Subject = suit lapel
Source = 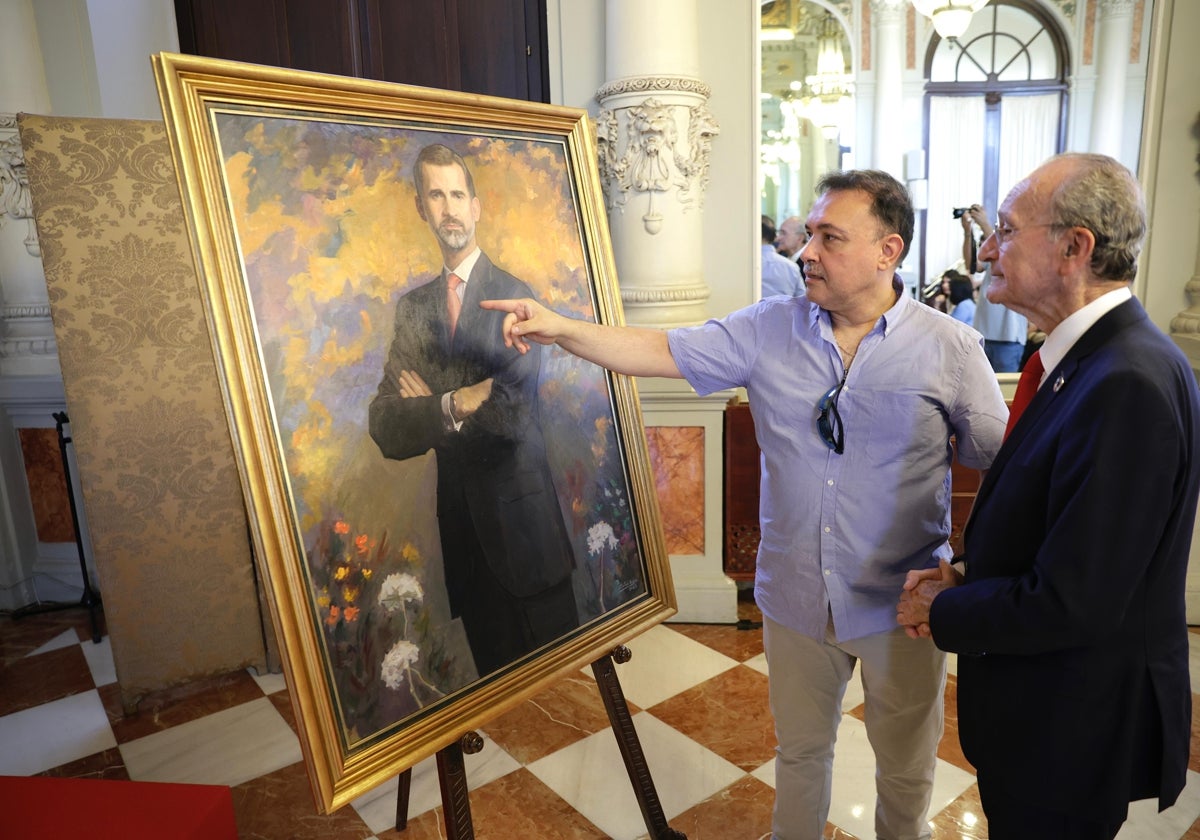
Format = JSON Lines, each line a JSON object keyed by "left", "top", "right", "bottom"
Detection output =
{"left": 966, "top": 298, "right": 1147, "bottom": 534}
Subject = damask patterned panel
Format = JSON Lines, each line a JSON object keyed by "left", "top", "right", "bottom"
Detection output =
{"left": 18, "top": 114, "right": 269, "bottom": 711}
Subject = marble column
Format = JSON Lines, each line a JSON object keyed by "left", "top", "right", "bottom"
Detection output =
{"left": 870, "top": 0, "right": 906, "bottom": 179}
{"left": 1088, "top": 0, "right": 1136, "bottom": 159}
{"left": 596, "top": 0, "right": 718, "bottom": 329}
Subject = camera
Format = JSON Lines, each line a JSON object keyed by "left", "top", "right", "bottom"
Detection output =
{"left": 952, "top": 207, "right": 970, "bottom": 219}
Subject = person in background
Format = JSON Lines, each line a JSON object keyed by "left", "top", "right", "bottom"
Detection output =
{"left": 947, "top": 272, "right": 976, "bottom": 327}
{"left": 898, "top": 153, "right": 1200, "bottom": 840}
{"left": 761, "top": 214, "right": 804, "bottom": 298}
{"left": 776, "top": 214, "right": 808, "bottom": 265}
{"left": 484, "top": 169, "right": 1007, "bottom": 840}
{"left": 962, "top": 204, "right": 1027, "bottom": 371}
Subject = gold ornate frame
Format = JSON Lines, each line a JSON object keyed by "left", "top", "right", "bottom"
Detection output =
{"left": 152, "top": 52, "right": 674, "bottom": 814}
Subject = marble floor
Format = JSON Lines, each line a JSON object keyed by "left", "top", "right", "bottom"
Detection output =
{"left": 2, "top": 596, "right": 1199, "bottom": 839}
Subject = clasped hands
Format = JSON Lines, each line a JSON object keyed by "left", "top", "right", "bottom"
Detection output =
{"left": 396, "top": 369, "right": 493, "bottom": 420}
{"left": 896, "top": 559, "right": 963, "bottom": 639}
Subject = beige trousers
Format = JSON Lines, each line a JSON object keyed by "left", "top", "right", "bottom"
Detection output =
{"left": 763, "top": 613, "right": 946, "bottom": 840}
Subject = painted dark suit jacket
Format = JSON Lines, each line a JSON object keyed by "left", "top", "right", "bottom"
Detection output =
{"left": 930, "top": 297, "right": 1199, "bottom": 823}
{"left": 368, "top": 252, "right": 574, "bottom": 613}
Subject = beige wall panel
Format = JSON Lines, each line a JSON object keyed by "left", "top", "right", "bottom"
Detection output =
{"left": 18, "top": 114, "right": 270, "bottom": 710}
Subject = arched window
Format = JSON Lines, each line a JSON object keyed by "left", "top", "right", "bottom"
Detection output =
{"left": 921, "top": 0, "right": 1069, "bottom": 280}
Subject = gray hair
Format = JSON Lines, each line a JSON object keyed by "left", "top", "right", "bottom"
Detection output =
{"left": 1044, "top": 153, "right": 1145, "bottom": 283}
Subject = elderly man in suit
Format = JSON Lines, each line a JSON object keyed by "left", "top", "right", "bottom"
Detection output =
{"left": 897, "top": 153, "right": 1200, "bottom": 840}
{"left": 369, "top": 143, "right": 578, "bottom": 678}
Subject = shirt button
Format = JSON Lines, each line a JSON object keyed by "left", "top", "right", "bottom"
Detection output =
{"left": 827, "top": 480, "right": 834, "bottom": 486}
{"left": 823, "top": 526, "right": 831, "bottom": 533}
{"left": 823, "top": 569, "right": 831, "bottom": 576}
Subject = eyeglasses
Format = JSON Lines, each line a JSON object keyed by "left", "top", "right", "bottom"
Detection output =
{"left": 991, "top": 220, "right": 1058, "bottom": 245}
{"left": 816, "top": 373, "right": 847, "bottom": 454}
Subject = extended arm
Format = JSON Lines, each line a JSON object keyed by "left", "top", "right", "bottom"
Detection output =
{"left": 479, "top": 297, "right": 683, "bottom": 379}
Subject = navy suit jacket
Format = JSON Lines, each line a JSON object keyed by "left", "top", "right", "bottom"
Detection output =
{"left": 930, "top": 297, "right": 1199, "bottom": 822}
{"left": 368, "top": 253, "right": 574, "bottom": 608}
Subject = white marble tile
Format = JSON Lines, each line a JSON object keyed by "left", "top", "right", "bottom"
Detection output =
{"left": 0, "top": 690, "right": 116, "bottom": 775}
{"left": 119, "top": 697, "right": 301, "bottom": 788}
{"left": 350, "top": 734, "right": 520, "bottom": 834}
{"left": 528, "top": 711, "right": 743, "bottom": 840}
{"left": 747, "top": 714, "right": 975, "bottom": 835}
{"left": 744, "top": 651, "right": 768, "bottom": 676}
{"left": 1118, "top": 770, "right": 1200, "bottom": 840}
{"left": 587, "top": 624, "right": 738, "bottom": 709}
{"left": 945, "top": 651, "right": 958, "bottom": 677}
{"left": 80, "top": 636, "right": 116, "bottom": 686}
{"left": 247, "top": 668, "right": 288, "bottom": 695}
{"left": 28, "top": 629, "right": 79, "bottom": 656}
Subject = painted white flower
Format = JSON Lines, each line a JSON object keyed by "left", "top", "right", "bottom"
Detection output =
{"left": 379, "top": 572, "right": 423, "bottom": 612}
{"left": 587, "top": 521, "right": 618, "bottom": 555}
{"left": 381, "top": 640, "right": 420, "bottom": 690}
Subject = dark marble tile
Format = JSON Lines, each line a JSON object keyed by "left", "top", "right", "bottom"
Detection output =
{"left": 231, "top": 761, "right": 374, "bottom": 840}
{"left": 0, "top": 643, "right": 94, "bottom": 716}
{"left": 106, "top": 669, "right": 267, "bottom": 743}
{"left": 670, "top": 619, "right": 764, "bottom": 663}
{"left": 666, "top": 774, "right": 774, "bottom": 840}
{"left": 0, "top": 610, "right": 100, "bottom": 667}
{"left": 480, "top": 673, "right": 614, "bottom": 765}
{"left": 648, "top": 665, "right": 775, "bottom": 771}
{"left": 38, "top": 747, "right": 130, "bottom": 781}
{"left": 379, "top": 767, "right": 607, "bottom": 839}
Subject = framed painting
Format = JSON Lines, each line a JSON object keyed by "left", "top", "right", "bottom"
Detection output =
{"left": 151, "top": 52, "right": 675, "bottom": 813}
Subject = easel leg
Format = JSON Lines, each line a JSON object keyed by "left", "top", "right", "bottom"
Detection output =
{"left": 394, "top": 767, "right": 411, "bottom": 831}
{"left": 592, "top": 646, "right": 687, "bottom": 840}
{"left": 394, "top": 731, "right": 483, "bottom": 837}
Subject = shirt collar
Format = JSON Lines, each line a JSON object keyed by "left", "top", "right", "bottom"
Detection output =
{"left": 1038, "top": 286, "right": 1131, "bottom": 384}
{"left": 445, "top": 247, "right": 482, "bottom": 283}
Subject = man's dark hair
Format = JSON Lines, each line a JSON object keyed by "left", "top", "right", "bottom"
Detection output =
{"left": 413, "top": 143, "right": 476, "bottom": 199}
{"left": 815, "top": 169, "right": 915, "bottom": 261}
{"left": 761, "top": 214, "right": 777, "bottom": 244}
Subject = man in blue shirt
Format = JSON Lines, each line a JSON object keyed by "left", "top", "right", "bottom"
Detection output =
{"left": 762, "top": 214, "right": 804, "bottom": 298}
{"left": 483, "top": 170, "right": 1007, "bottom": 840}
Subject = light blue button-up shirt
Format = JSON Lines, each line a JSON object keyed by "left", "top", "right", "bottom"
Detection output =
{"left": 668, "top": 287, "right": 1007, "bottom": 642}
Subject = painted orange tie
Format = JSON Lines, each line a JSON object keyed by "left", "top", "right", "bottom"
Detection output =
{"left": 447, "top": 272, "right": 463, "bottom": 339}
{"left": 1003, "top": 349, "right": 1044, "bottom": 441}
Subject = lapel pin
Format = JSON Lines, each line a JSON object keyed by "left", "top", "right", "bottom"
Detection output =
{"left": 1053, "top": 374, "right": 1065, "bottom": 393}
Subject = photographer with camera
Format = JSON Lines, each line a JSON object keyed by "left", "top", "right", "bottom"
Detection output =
{"left": 960, "top": 203, "right": 1027, "bottom": 372}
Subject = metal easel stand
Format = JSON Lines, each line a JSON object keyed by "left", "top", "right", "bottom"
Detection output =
{"left": 394, "top": 645, "right": 686, "bottom": 839}
{"left": 11, "top": 412, "right": 103, "bottom": 643}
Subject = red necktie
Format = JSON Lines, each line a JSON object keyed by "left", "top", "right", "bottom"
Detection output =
{"left": 1004, "top": 349, "right": 1044, "bottom": 440}
{"left": 447, "top": 272, "right": 463, "bottom": 339}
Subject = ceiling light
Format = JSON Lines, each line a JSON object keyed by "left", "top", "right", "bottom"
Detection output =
{"left": 911, "top": 0, "right": 990, "bottom": 41}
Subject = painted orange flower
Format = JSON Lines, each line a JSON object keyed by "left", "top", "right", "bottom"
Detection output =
{"left": 326, "top": 605, "right": 340, "bottom": 626}
{"left": 343, "top": 606, "right": 360, "bottom": 622}
{"left": 334, "top": 520, "right": 350, "bottom": 535}
{"left": 355, "top": 534, "right": 370, "bottom": 554}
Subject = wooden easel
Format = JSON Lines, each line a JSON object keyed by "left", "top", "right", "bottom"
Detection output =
{"left": 394, "top": 644, "right": 686, "bottom": 839}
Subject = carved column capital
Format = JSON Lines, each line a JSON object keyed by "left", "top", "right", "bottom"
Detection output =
{"left": 1095, "top": 0, "right": 1137, "bottom": 18}
{"left": 0, "top": 114, "right": 40, "bottom": 258}
{"left": 595, "top": 81, "right": 720, "bottom": 235}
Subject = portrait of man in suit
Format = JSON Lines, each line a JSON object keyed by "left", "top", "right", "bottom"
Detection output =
{"left": 368, "top": 142, "right": 580, "bottom": 678}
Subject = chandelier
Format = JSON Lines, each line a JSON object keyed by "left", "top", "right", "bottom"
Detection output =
{"left": 911, "top": 0, "right": 991, "bottom": 41}
{"left": 799, "top": 13, "right": 854, "bottom": 138}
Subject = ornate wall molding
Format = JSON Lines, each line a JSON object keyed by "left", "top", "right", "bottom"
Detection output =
{"left": 0, "top": 113, "right": 40, "bottom": 258}
{"left": 595, "top": 82, "right": 720, "bottom": 235}
{"left": 596, "top": 75, "right": 712, "bottom": 100}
